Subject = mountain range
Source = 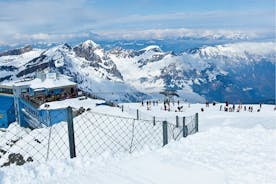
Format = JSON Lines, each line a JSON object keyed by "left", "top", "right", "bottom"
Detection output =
{"left": 0, "top": 40, "right": 275, "bottom": 103}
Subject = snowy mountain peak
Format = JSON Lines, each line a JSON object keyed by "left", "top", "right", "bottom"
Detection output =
{"left": 0, "top": 40, "right": 275, "bottom": 103}
{"left": 81, "top": 40, "right": 100, "bottom": 49}
{"left": 140, "top": 45, "right": 162, "bottom": 53}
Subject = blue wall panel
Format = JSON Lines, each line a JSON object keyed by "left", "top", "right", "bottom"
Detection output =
{"left": 19, "top": 98, "right": 68, "bottom": 128}
{"left": 0, "top": 110, "right": 8, "bottom": 128}
{"left": 0, "top": 95, "right": 15, "bottom": 128}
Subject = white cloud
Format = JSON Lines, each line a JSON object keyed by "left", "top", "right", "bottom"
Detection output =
{"left": 0, "top": 0, "right": 274, "bottom": 45}
{"left": 13, "top": 33, "right": 50, "bottom": 40}
{"left": 0, "top": 40, "right": 6, "bottom": 45}
{"left": 97, "top": 28, "right": 261, "bottom": 40}
{"left": 0, "top": 0, "right": 103, "bottom": 44}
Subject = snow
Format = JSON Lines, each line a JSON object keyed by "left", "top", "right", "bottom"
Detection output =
{"left": 0, "top": 102, "right": 275, "bottom": 184}
{"left": 81, "top": 40, "right": 100, "bottom": 49}
{"left": 41, "top": 43, "right": 146, "bottom": 102}
{"left": 1, "top": 40, "right": 275, "bottom": 103}
{"left": 0, "top": 147, "right": 225, "bottom": 184}
{"left": 108, "top": 44, "right": 209, "bottom": 99}
{"left": 29, "top": 77, "right": 76, "bottom": 89}
{"left": 1, "top": 78, "right": 33, "bottom": 87}
{"left": 39, "top": 97, "right": 103, "bottom": 110}
{"left": 243, "top": 87, "right": 253, "bottom": 91}
{"left": 139, "top": 45, "right": 161, "bottom": 52}
{"left": 0, "top": 74, "right": 76, "bottom": 89}
{"left": 0, "top": 49, "right": 43, "bottom": 82}
{"left": 39, "top": 97, "right": 131, "bottom": 117}
{"left": 0, "top": 49, "right": 43, "bottom": 68}
{"left": 196, "top": 42, "right": 276, "bottom": 61}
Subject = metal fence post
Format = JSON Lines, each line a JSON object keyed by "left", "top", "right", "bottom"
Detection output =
{"left": 176, "top": 116, "right": 179, "bottom": 128}
{"left": 67, "top": 107, "right": 76, "bottom": 158}
{"left": 153, "top": 116, "right": 156, "bottom": 126}
{"left": 182, "top": 117, "right": 187, "bottom": 137}
{"left": 162, "top": 121, "right": 168, "bottom": 146}
{"left": 195, "top": 113, "right": 199, "bottom": 132}
{"left": 46, "top": 126, "right": 52, "bottom": 161}
{"left": 136, "top": 109, "right": 139, "bottom": 120}
{"left": 46, "top": 110, "right": 51, "bottom": 126}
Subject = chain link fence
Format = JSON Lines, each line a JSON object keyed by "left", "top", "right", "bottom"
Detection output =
{"left": 0, "top": 107, "right": 198, "bottom": 167}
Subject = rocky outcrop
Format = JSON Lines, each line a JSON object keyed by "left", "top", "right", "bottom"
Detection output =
{"left": 0, "top": 45, "right": 32, "bottom": 57}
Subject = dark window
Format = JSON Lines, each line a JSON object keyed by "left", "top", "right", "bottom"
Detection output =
{"left": 0, "top": 88, "right": 13, "bottom": 94}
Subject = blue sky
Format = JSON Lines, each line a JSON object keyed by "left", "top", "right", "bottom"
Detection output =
{"left": 0, "top": 0, "right": 275, "bottom": 44}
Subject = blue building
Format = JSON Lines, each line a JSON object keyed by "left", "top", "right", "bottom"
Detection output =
{"left": 0, "top": 72, "right": 77, "bottom": 128}
{"left": 0, "top": 94, "right": 15, "bottom": 128}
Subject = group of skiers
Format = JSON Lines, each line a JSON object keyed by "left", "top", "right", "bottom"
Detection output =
{"left": 141, "top": 99, "right": 270, "bottom": 113}
{"left": 141, "top": 100, "right": 159, "bottom": 110}
{"left": 200, "top": 101, "right": 263, "bottom": 113}
{"left": 141, "top": 99, "right": 187, "bottom": 112}
{"left": 218, "top": 102, "right": 262, "bottom": 112}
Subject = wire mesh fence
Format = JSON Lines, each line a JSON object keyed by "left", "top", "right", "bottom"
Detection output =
{"left": 0, "top": 107, "right": 199, "bottom": 167}
{"left": 74, "top": 111, "right": 165, "bottom": 157}
{"left": 0, "top": 124, "right": 48, "bottom": 167}
{"left": 0, "top": 123, "right": 70, "bottom": 167}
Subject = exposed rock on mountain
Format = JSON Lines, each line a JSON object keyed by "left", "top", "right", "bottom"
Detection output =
{"left": 0, "top": 40, "right": 275, "bottom": 103}
{"left": 0, "top": 45, "right": 33, "bottom": 57}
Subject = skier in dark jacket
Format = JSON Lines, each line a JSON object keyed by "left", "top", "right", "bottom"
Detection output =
{"left": 225, "top": 101, "right": 229, "bottom": 107}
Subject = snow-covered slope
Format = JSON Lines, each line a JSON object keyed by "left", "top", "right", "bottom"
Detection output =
{"left": 0, "top": 42, "right": 148, "bottom": 101}
{"left": 0, "top": 103, "right": 275, "bottom": 184}
{"left": 0, "top": 48, "right": 43, "bottom": 80}
{"left": 108, "top": 41, "right": 275, "bottom": 103}
{"left": 191, "top": 42, "right": 276, "bottom": 60}
{"left": 0, "top": 41, "right": 275, "bottom": 103}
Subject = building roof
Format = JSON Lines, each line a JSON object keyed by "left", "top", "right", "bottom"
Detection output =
{"left": 0, "top": 74, "right": 76, "bottom": 90}
{"left": 29, "top": 77, "right": 76, "bottom": 89}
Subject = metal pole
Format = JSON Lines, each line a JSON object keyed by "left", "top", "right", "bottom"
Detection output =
{"left": 121, "top": 105, "right": 124, "bottom": 112}
{"left": 176, "top": 116, "right": 179, "bottom": 128}
{"left": 162, "top": 121, "right": 168, "bottom": 146}
{"left": 46, "top": 110, "right": 51, "bottom": 126}
{"left": 153, "top": 116, "right": 156, "bottom": 126}
{"left": 136, "top": 109, "right": 139, "bottom": 120}
{"left": 195, "top": 113, "right": 199, "bottom": 132}
{"left": 46, "top": 126, "right": 52, "bottom": 161}
{"left": 67, "top": 107, "right": 76, "bottom": 158}
{"left": 182, "top": 117, "right": 187, "bottom": 137}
